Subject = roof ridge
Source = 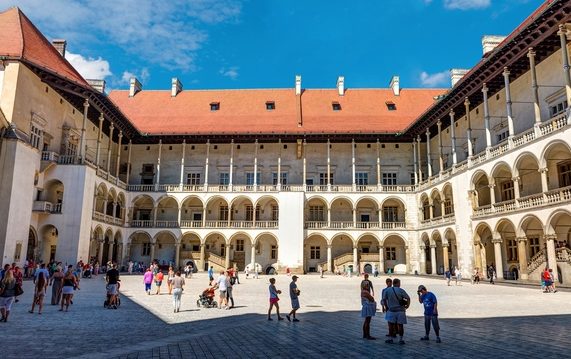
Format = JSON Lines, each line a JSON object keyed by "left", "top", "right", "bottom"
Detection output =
{"left": 14, "top": 7, "right": 24, "bottom": 57}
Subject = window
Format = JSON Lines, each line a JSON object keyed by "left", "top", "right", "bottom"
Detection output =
{"left": 558, "top": 161, "right": 571, "bottom": 187}
{"left": 142, "top": 164, "right": 154, "bottom": 174}
{"left": 410, "top": 173, "right": 416, "bottom": 185}
{"left": 272, "top": 172, "right": 288, "bottom": 185}
{"left": 186, "top": 173, "right": 201, "bottom": 185}
{"left": 30, "top": 124, "right": 43, "bottom": 149}
{"left": 271, "top": 245, "right": 277, "bottom": 259}
{"left": 142, "top": 243, "right": 151, "bottom": 256}
{"left": 266, "top": 101, "right": 275, "bottom": 110}
{"left": 221, "top": 243, "right": 226, "bottom": 257}
{"left": 444, "top": 200, "right": 453, "bottom": 215}
{"left": 496, "top": 130, "right": 509, "bottom": 143}
{"left": 383, "top": 207, "right": 398, "bottom": 222}
{"left": 219, "top": 206, "right": 229, "bottom": 221}
{"left": 235, "top": 239, "right": 244, "bottom": 252}
{"left": 219, "top": 173, "right": 229, "bottom": 185}
{"left": 246, "top": 172, "right": 261, "bottom": 185}
{"left": 529, "top": 236, "right": 540, "bottom": 257}
{"left": 385, "top": 247, "right": 396, "bottom": 261}
{"left": 382, "top": 172, "right": 397, "bottom": 186}
{"left": 507, "top": 239, "right": 518, "bottom": 262}
{"left": 245, "top": 205, "right": 260, "bottom": 221}
{"left": 550, "top": 100, "right": 568, "bottom": 117}
{"left": 356, "top": 172, "right": 368, "bottom": 186}
{"left": 310, "top": 246, "right": 321, "bottom": 259}
{"left": 386, "top": 101, "right": 396, "bottom": 111}
{"left": 332, "top": 102, "right": 341, "bottom": 111}
{"left": 210, "top": 102, "right": 220, "bottom": 111}
{"left": 501, "top": 181, "right": 514, "bottom": 201}
{"left": 271, "top": 205, "right": 279, "bottom": 221}
{"left": 141, "top": 164, "right": 155, "bottom": 184}
{"left": 309, "top": 206, "right": 325, "bottom": 221}
{"left": 319, "top": 172, "right": 334, "bottom": 185}
{"left": 14, "top": 243, "right": 22, "bottom": 261}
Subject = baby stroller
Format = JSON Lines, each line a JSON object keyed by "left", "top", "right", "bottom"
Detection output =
{"left": 196, "top": 287, "right": 217, "bottom": 308}
{"left": 104, "top": 283, "right": 121, "bottom": 309}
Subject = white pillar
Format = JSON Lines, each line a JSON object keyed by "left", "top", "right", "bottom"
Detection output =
{"left": 558, "top": 25, "right": 571, "bottom": 105}
{"left": 503, "top": 67, "right": 515, "bottom": 139}
{"left": 95, "top": 114, "right": 103, "bottom": 168}
{"left": 351, "top": 139, "right": 356, "bottom": 191}
{"left": 106, "top": 123, "right": 114, "bottom": 173}
{"left": 327, "top": 139, "right": 331, "bottom": 191}
{"left": 539, "top": 167, "right": 549, "bottom": 192}
{"left": 353, "top": 246, "right": 358, "bottom": 274}
{"left": 126, "top": 140, "right": 132, "bottom": 184}
{"left": 155, "top": 140, "right": 162, "bottom": 189}
{"left": 376, "top": 139, "right": 381, "bottom": 189}
{"left": 115, "top": 131, "right": 122, "bottom": 179}
{"left": 277, "top": 138, "right": 282, "bottom": 191}
{"left": 413, "top": 141, "right": 418, "bottom": 185}
{"left": 465, "top": 98, "right": 473, "bottom": 158}
{"left": 204, "top": 140, "right": 210, "bottom": 188}
{"left": 302, "top": 139, "right": 307, "bottom": 191}
{"left": 327, "top": 245, "right": 332, "bottom": 272}
{"left": 493, "top": 238, "right": 504, "bottom": 279}
{"left": 449, "top": 111, "right": 457, "bottom": 165}
{"left": 426, "top": 129, "right": 432, "bottom": 177}
{"left": 437, "top": 120, "right": 443, "bottom": 173}
{"left": 175, "top": 243, "right": 181, "bottom": 268}
{"left": 79, "top": 99, "right": 89, "bottom": 163}
{"left": 527, "top": 48, "right": 542, "bottom": 130}
{"left": 512, "top": 176, "right": 520, "bottom": 199}
{"left": 545, "top": 234, "right": 559, "bottom": 282}
{"left": 254, "top": 139, "right": 258, "bottom": 190}
{"left": 482, "top": 84, "right": 492, "bottom": 150}
{"left": 417, "top": 135, "right": 422, "bottom": 181}
{"left": 229, "top": 140, "right": 234, "bottom": 191}
{"left": 250, "top": 245, "right": 256, "bottom": 268}
{"left": 430, "top": 245, "right": 437, "bottom": 275}
{"left": 489, "top": 183, "right": 496, "bottom": 204}
{"left": 516, "top": 237, "right": 528, "bottom": 280}
{"left": 179, "top": 140, "right": 186, "bottom": 188}
{"left": 420, "top": 245, "right": 427, "bottom": 275}
{"left": 378, "top": 246, "right": 384, "bottom": 274}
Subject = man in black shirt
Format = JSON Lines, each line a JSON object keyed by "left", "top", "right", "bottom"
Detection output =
{"left": 106, "top": 264, "right": 120, "bottom": 309}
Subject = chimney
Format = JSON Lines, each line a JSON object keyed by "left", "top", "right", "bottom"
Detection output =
{"left": 87, "top": 79, "right": 106, "bottom": 93}
{"left": 171, "top": 78, "right": 183, "bottom": 97}
{"left": 336, "top": 76, "right": 345, "bottom": 96}
{"left": 129, "top": 77, "right": 142, "bottom": 97}
{"left": 295, "top": 75, "right": 302, "bottom": 95}
{"left": 52, "top": 39, "right": 67, "bottom": 57}
{"left": 482, "top": 35, "right": 506, "bottom": 55}
{"left": 450, "top": 69, "right": 469, "bottom": 87}
{"left": 389, "top": 75, "right": 400, "bottom": 96}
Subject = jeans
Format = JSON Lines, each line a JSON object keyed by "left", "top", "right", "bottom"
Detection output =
{"left": 424, "top": 315, "right": 440, "bottom": 336}
{"left": 173, "top": 288, "right": 182, "bottom": 311}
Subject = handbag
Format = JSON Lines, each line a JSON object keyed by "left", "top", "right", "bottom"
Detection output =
{"left": 14, "top": 283, "right": 24, "bottom": 296}
{"left": 392, "top": 287, "right": 409, "bottom": 309}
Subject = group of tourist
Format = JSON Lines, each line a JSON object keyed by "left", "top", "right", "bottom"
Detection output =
{"left": 266, "top": 275, "right": 300, "bottom": 322}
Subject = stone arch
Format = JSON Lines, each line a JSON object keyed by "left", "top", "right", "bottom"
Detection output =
{"left": 39, "top": 224, "right": 59, "bottom": 262}
{"left": 514, "top": 152, "right": 542, "bottom": 197}
{"left": 496, "top": 218, "right": 518, "bottom": 279}
{"left": 179, "top": 231, "right": 202, "bottom": 270}
{"left": 305, "top": 196, "right": 328, "bottom": 224}
{"left": 116, "top": 192, "right": 126, "bottom": 220}
{"left": 540, "top": 140, "right": 571, "bottom": 190}
{"left": 539, "top": 139, "right": 571, "bottom": 168}
{"left": 304, "top": 234, "right": 329, "bottom": 272}
{"left": 230, "top": 196, "right": 255, "bottom": 223}
{"left": 41, "top": 179, "right": 64, "bottom": 212}
{"left": 94, "top": 183, "right": 108, "bottom": 213}
{"left": 382, "top": 233, "right": 407, "bottom": 274}
{"left": 491, "top": 162, "right": 515, "bottom": 203}
{"left": 380, "top": 197, "right": 406, "bottom": 224}
{"left": 330, "top": 233, "right": 355, "bottom": 273}
{"left": 442, "top": 182, "right": 454, "bottom": 215}
{"left": 430, "top": 188, "right": 443, "bottom": 218}
{"left": 154, "top": 231, "right": 177, "bottom": 266}
{"left": 253, "top": 232, "right": 279, "bottom": 274}
{"left": 156, "top": 196, "right": 179, "bottom": 224}
{"left": 26, "top": 226, "right": 39, "bottom": 262}
{"left": 330, "top": 196, "right": 355, "bottom": 225}
{"left": 205, "top": 196, "right": 230, "bottom": 222}
{"left": 180, "top": 195, "right": 204, "bottom": 225}
{"left": 444, "top": 228, "right": 458, "bottom": 270}
{"left": 355, "top": 197, "right": 380, "bottom": 228}
{"left": 128, "top": 231, "right": 152, "bottom": 265}
{"left": 131, "top": 195, "right": 155, "bottom": 223}
{"left": 471, "top": 170, "right": 491, "bottom": 207}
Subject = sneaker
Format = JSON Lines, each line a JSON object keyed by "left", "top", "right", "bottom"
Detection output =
{"left": 267, "top": 317, "right": 273, "bottom": 321}
{"left": 436, "top": 337, "right": 442, "bottom": 343}
{"left": 385, "top": 339, "right": 394, "bottom": 344}
{"left": 399, "top": 340, "right": 406, "bottom": 345}
{"left": 278, "top": 317, "right": 284, "bottom": 321}
{"left": 293, "top": 318, "right": 300, "bottom": 322}
{"left": 420, "top": 336, "right": 429, "bottom": 341}
{"left": 286, "top": 315, "right": 291, "bottom": 322}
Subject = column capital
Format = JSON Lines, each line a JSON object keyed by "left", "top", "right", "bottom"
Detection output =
{"left": 449, "top": 110, "right": 455, "bottom": 118}
{"left": 425, "top": 128, "right": 430, "bottom": 136}
{"left": 118, "top": 131, "right": 123, "bottom": 138}
{"left": 503, "top": 67, "right": 510, "bottom": 76}
{"left": 516, "top": 236, "right": 527, "bottom": 243}
{"left": 558, "top": 24, "right": 568, "bottom": 36}
{"left": 482, "top": 83, "right": 488, "bottom": 93}
{"left": 420, "top": 245, "right": 426, "bottom": 250}
{"left": 543, "top": 234, "right": 557, "bottom": 242}
{"left": 539, "top": 167, "right": 548, "bottom": 174}
{"left": 464, "top": 97, "right": 470, "bottom": 106}
{"left": 491, "top": 237, "right": 502, "bottom": 244}
{"left": 511, "top": 176, "right": 520, "bottom": 183}
{"left": 527, "top": 47, "right": 536, "bottom": 58}
{"left": 98, "top": 113, "right": 104, "bottom": 122}
{"left": 488, "top": 183, "right": 496, "bottom": 189}
{"left": 83, "top": 98, "right": 90, "bottom": 108}
{"left": 437, "top": 120, "right": 442, "bottom": 128}
{"left": 109, "top": 123, "right": 115, "bottom": 131}
{"left": 430, "top": 244, "right": 436, "bottom": 249}
{"left": 442, "top": 243, "right": 449, "bottom": 248}
{"left": 416, "top": 135, "right": 421, "bottom": 142}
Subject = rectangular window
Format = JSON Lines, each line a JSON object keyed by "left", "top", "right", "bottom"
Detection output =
{"left": 210, "top": 102, "right": 220, "bottom": 111}
{"left": 219, "top": 173, "right": 229, "bottom": 185}
{"left": 550, "top": 100, "right": 568, "bottom": 117}
{"left": 236, "top": 239, "right": 244, "bottom": 252}
{"left": 558, "top": 161, "right": 571, "bottom": 188}
{"left": 507, "top": 239, "right": 518, "bottom": 261}
{"left": 496, "top": 130, "right": 509, "bottom": 143}
{"left": 219, "top": 206, "right": 229, "bottom": 221}
{"left": 529, "top": 237, "right": 540, "bottom": 257}
{"left": 356, "top": 172, "right": 368, "bottom": 186}
{"left": 319, "top": 172, "right": 334, "bottom": 185}
{"left": 186, "top": 173, "right": 201, "bottom": 185}
{"left": 266, "top": 101, "right": 275, "bottom": 110}
{"left": 142, "top": 243, "right": 151, "bottom": 256}
{"left": 271, "top": 205, "right": 279, "bottom": 221}
{"left": 309, "top": 206, "right": 325, "bottom": 221}
{"left": 14, "top": 243, "right": 22, "bottom": 261}
{"left": 30, "top": 124, "right": 42, "bottom": 149}
{"left": 221, "top": 243, "right": 226, "bottom": 257}
{"left": 501, "top": 181, "right": 515, "bottom": 201}
{"left": 332, "top": 102, "right": 341, "bottom": 111}
{"left": 382, "top": 172, "right": 397, "bottom": 186}
{"left": 383, "top": 207, "right": 398, "bottom": 222}
{"left": 444, "top": 200, "right": 453, "bottom": 215}
{"left": 271, "top": 245, "right": 277, "bottom": 259}
{"left": 385, "top": 247, "right": 396, "bottom": 261}
{"left": 410, "top": 173, "right": 416, "bottom": 185}
{"left": 272, "top": 172, "right": 288, "bottom": 185}
{"left": 246, "top": 172, "right": 261, "bottom": 185}
{"left": 310, "top": 246, "right": 321, "bottom": 260}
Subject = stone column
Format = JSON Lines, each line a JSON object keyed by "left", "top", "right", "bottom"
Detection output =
{"left": 527, "top": 48, "right": 542, "bottom": 134}
{"left": 465, "top": 98, "right": 473, "bottom": 158}
{"left": 353, "top": 246, "right": 358, "bottom": 274}
{"left": 327, "top": 139, "right": 331, "bottom": 191}
{"left": 225, "top": 243, "right": 231, "bottom": 268}
{"left": 79, "top": 99, "right": 89, "bottom": 163}
{"left": 492, "top": 238, "right": 504, "bottom": 279}
{"left": 558, "top": 24, "right": 571, "bottom": 104}
{"left": 442, "top": 244, "right": 449, "bottom": 272}
{"left": 545, "top": 234, "right": 559, "bottom": 282}
{"left": 405, "top": 246, "right": 411, "bottom": 274}
{"left": 302, "top": 139, "right": 307, "bottom": 191}
{"left": 419, "top": 245, "right": 427, "bottom": 275}
{"left": 95, "top": 114, "right": 104, "bottom": 168}
{"left": 449, "top": 111, "right": 457, "bottom": 165}
{"left": 428, "top": 200, "right": 434, "bottom": 219}
{"left": 512, "top": 177, "right": 520, "bottom": 200}
{"left": 97, "top": 240, "right": 104, "bottom": 265}
{"left": 489, "top": 183, "right": 496, "bottom": 204}
{"left": 413, "top": 140, "right": 418, "bottom": 185}
{"left": 115, "top": 131, "right": 122, "bottom": 179}
{"left": 155, "top": 140, "right": 162, "bottom": 190}
{"left": 503, "top": 67, "right": 515, "bottom": 140}
{"left": 108, "top": 241, "right": 114, "bottom": 262}
{"left": 327, "top": 206, "right": 331, "bottom": 227}
{"left": 106, "top": 123, "right": 114, "bottom": 174}
{"left": 417, "top": 135, "right": 422, "bottom": 181}
{"left": 482, "top": 84, "right": 492, "bottom": 151}
{"left": 251, "top": 244, "right": 256, "bottom": 269}
{"left": 376, "top": 139, "right": 381, "bottom": 189}
{"left": 327, "top": 245, "right": 332, "bottom": 272}
{"left": 202, "top": 208, "right": 207, "bottom": 227}
{"left": 539, "top": 167, "right": 549, "bottom": 193}
{"left": 351, "top": 139, "right": 356, "bottom": 191}
{"left": 430, "top": 245, "right": 437, "bottom": 274}
{"left": 180, "top": 140, "right": 186, "bottom": 188}
{"left": 474, "top": 242, "right": 482, "bottom": 272}
{"left": 277, "top": 138, "right": 282, "bottom": 191}
{"left": 112, "top": 202, "right": 117, "bottom": 218}
{"left": 126, "top": 140, "right": 132, "bottom": 184}
{"left": 516, "top": 237, "right": 528, "bottom": 280}
{"left": 204, "top": 140, "right": 210, "bottom": 188}
{"left": 229, "top": 140, "right": 234, "bottom": 191}
{"left": 150, "top": 243, "right": 156, "bottom": 262}
{"left": 437, "top": 120, "right": 444, "bottom": 173}
{"left": 378, "top": 246, "right": 384, "bottom": 274}
{"left": 426, "top": 129, "right": 432, "bottom": 177}
{"left": 253, "top": 139, "right": 258, "bottom": 190}
{"left": 200, "top": 244, "right": 206, "bottom": 271}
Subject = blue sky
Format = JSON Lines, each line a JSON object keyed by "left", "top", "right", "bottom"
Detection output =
{"left": 3, "top": 0, "right": 542, "bottom": 90}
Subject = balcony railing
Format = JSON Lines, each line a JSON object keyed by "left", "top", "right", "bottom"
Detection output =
{"left": 33, "top": 201, "right": 52, "bottom": 212}
{"left": 180, "top": 220, "right": 203, "bottom": 228}
{"left": 130, "top": 220, "right": 154, "bottom": 228}
{"left": 41, "top": 151, "right": 59, "bottom": 162}
{"left": 419, "top": 213, "right": 455, "bottom": 228}
{"left": 360, "top": 253, "right": 380, "bottom": 262}
{"left": 306, "top": 221, "right": 406, "bottom": 230}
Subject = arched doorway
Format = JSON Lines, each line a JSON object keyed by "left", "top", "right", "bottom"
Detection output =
{"left": 255, "top": 233, "right": 278, "bottom": 274}
{"left": 154, "top": 231, "right": 177, "bottom": 266}
{"left": 229, "top": 233, "right": 253, "bottom": 271}
{"left": 40, "top": 225, "right": 58, "bottom": 262}
{"left": 26, "top": 227, "right": 38, "bottom": 262}
{"left": 330, "top": 234, "right": 354, "bottom": 273}
{"left": 383, "top": 235, "right": 407, "bottom": 274}
{"left": 129, "top": 232, "right": 152, "bottom": 265}
{"left": 304, "top": 235, "right": 328, "bottom": 272}
{"left": 180, "top": 232, "right": 202, "bottom": 270}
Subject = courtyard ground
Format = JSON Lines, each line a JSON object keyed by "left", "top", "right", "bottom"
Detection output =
{"left": 3, "top": 273, "right": 571, "bottom": 358}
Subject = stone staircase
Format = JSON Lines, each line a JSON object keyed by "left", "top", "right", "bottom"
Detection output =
{"left": 207, "top": 252, "right": 226, "bottom": 272}
{"left": 333, "top": 252, "right": 353, "bottom": 267}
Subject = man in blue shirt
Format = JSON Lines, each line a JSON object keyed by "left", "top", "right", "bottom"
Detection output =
{"left": 417, "top": 285, "right": 441, "bottom": 343}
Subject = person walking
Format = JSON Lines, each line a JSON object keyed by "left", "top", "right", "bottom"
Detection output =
{"left": 380, "top": 278, "right": 393, "bottom": 337}
{"left": 143, "top": 268, "right": 153, "bottom": 295}
{"left": 267, "top": 277, "right": 284, "bottom": 321}
{"left": 106, "top": 264, "right": 120, "bottom": 309}
{"left": 29, "top": 272, "right": 48, "bottom": 314}
{"left": 128, "top": 261, "right": 134, "bottom": 275}
{"left": 208, "top": 266, "right": 214, "bottom": 282}
{"left": 454, "top": 267, "right": 462, "bottom": 285}
{"left": 60, "top": 270, "right": 77, "bottom": 312}
{"left": 154, "top": 269, "right": 164, "bottom": 295}
{"left": 226, "top": 270, "right": 235, "bottom": 309}
{"left": 172, "top": 271, "right": 185, "bottom": 313}
{"left": 167, "top": 266, "right": 175, "bottom": 295}
{"left": 382, "top": 278, "right": 410, "bottom": 345}
{"left": 286, "top": 275, "right": 300, "bottom": 322}
{"left": 361, "top": 281, "right": 376, "bottom": 340}
{"left": 13, "top": 266, "right": 23, "bottom": 303}
{"left": 0, "top": 269, "right": 17, "bottom": 322}
{"left": 49, "top": 267, "right": 64, "bottom": 305}
{"left": 215, "top": 270, "right": 228, "bottom": 309}
{"left": 445, "top": 269, "right": 451, "bottom": 286}
{"left": 318, "top": 265, "right": 324, "bottom": 278}
{"left": 488, "top": 265, "right": 496, "bottom": 285}
{"left": 417, "top": 285, "right": 441, "bottom": 343}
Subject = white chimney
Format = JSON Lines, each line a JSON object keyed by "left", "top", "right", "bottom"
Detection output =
{"left": 389, "top": 75, "right": 400, "bottom": 96}
{"left": 129, "top": 77, "right": 142, "bottom": 97}
{"left": 87, "top": 79, "right": 106, "bottom": 93}
{"left": 52, "top": 39, "right": 67, "bottom": 57}
{"left": 336, "top": 76, "right": 345, "bottom": 96}
{"left": 295, "top": 75, "right": 302, "bottom": 95}
{"left": 450, "top": 69, "right": 469, "bottom": 87}
{"left": 171, "top": 78, "right": 182, "bottom": 97}
{"left": 482, "top": 35, "right": 506, "bottom": 55}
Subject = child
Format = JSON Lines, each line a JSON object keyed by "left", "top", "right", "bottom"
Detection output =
{"left": 417, "top": 285, "right": 441, "bottom": 343}
{"left": 267, "top": 278, "right": 284, "bottom": 321}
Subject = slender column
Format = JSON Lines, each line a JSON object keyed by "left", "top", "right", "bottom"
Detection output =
{"left": 229, "top": 140, "right": 234, "bottom": 191}
{"left": 539, "top": 167, "right": 549, "bottom": 192}
{"left": 95, "top": 114, "right": 104, "bottom": 168}
{"left": 352, "top": 207, "right": 357, "bottom": 227}
{"left": 351, "top": 139, "right": 356, "bottom": 191}
{"left": 376, "top": 139, "right": 381, "bottom": 189}
{"left": 180, "top": 140, "right": 186, "bottom": 188}
{"left": 112, "top": 202, "right": 117, "bottom": 218}
{"left": 115, "top": 131, "right": 122, "bottom": 179}
{"left": 405, "top": 246, "right": 411, "bottom": 274}
{"left": 108, "top": 241, "right": 114, "bottom": 262}
{"left": 302, "top": 139, "right": 307, "bottom": 191}
{"left": 449, "top": 111, "right": 457, "bottom": 165}
{"left": 430, "top": 245, "right": 437, "bottom": 275}
{"left": 428, "top": 199, "right": 434, "bottom": 219}
{"left": 558, "top": 25, "right": 571, "bottom": 104}
{"left": 416, "top": 135, "right": 422, "bottom": 181}
{"left": 512, "top": 176, "right": 520, "bottom": 199}
{"left": 79, "top": 99, "right": 89, "bottom": 163}
{"left": 225, "top": 244, "right": 231, "bottom": 268}
{"left": 489, "top": 183, "right": 496, "bottom": 204}
{"left": 156, "top": 140, "right": 162, "bottom": 189}
{"left": 492, "top": 237, "right": 504, "bottom": 279}
{"left": 202, "top": 208, "right": 207, "bottom": 227}
{"left": 503, "top": 67, "right": 515, "bottom": 139}
{"left": 474, "top": 242, "right": 482, "bottom": 272}
{"left": 97, "top": 240, "right": 104, "bottom": 264}
{"left": 442, "top": 244, "right": 450, "bottom": 272}
{"left": 412, "top": 141, "right": 418, "bottom": 185}
{"left": 327, "top": 206, "right": 331, "bottom": 227}
{"left": 250, "top": 244, "right": 256, "bottom": 269}
{"left": 426, "top": 129, "right": 432, "bottom": 177}
{"left": 126, "top": 140, "right": 132, "bottom": 184}
{"left": 149, "top": 243, "right": 156, "bottom": 263}
{"left": 527, "top": 48, "right": 542, "bottom": 131}
{"left": 326, "top": 139, "right": 331, "bottom": 191}
{"left": 200, "top": 244, "right": 206, "bottom": 271}
{"left": 465, "top": 98, "right": 473, "bottom": 158}
{"left": 353, "top": 246, "right": 358, "bottom": 274}
{"left": 277, "top": 138, "right": 282, "bottom": 191}
{"left": 419, "top": 245, "right": 427, "bottom": 275}
{"left": 545, "top": 234, "right": 559, "bottom": 282}
{"left": 378, "top": 246, "right": 384, "bottom": 274}
{"left": 106, "top": 123, "right": 114, "bottom": 174}
{"left": 482, "top": 84, "right": 492, "bottom": 150}
{"left": 204, "top": 140, "right": 210, "bottom": 188}
{"left": 516, "top": 237, "right": 528, "bottom": 280}
{"left": 175, "top": 242, "right": 181, "bottom": 268}
{"left": 437, "top": 120, "right": 443, "bottom": 173}
{"left": 327, "top": 245, "right": 332, "bottom": 272}
{"left": 253, "top": 139, "right": 258, "bottom": 190}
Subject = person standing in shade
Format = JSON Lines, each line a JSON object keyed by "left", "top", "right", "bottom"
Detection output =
{"left": 49, "top": 267, "right": 64, "bottom": 305}
{"left": 487, "top": 265, "right": 496, "bottom": 285}
{"left": 286, "top": 275, "right": 300, "bottom": 322}
{"left": 267, "top": 278, "right": 284, "bottom": 321}
{"left": 417, "top": 285, "right": 441, "bottom": 343}
{"left": 380, "top": 278, "right": 393, "bottom": 338}
{"left": 445, "top": 269, "right": 451, "bottom": 286}
{"left": 382, "top": 278, "right": 410, "bottom": 345}
{"left": 361, "top": 281, "right": 376, "bottom": 340}
{"left": 360, "top": 273, "right": 374, "bottom": 296}
{"left": 0, "top": 269, "right": 16, "bottom": 322}
{"left": 172, "top": 271, "right": 185, "bottom": 313}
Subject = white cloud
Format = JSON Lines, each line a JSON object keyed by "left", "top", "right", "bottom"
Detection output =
{"left": 2, "top": 0, "right": 243, "bottom": 72}
{"left": 65, "top": 52, "right": 112, "bottom": 80}
{"left": 443, "top": 0, "right": 491, "bottom": 10}
{"left": 420, "top": 70, "right": 450, "bottom": 87}
{"left": 120, "top": 68, "right": 150, "bottom": 85}
{"left": 219, "top": 67, "right": 239, "bottom": 80}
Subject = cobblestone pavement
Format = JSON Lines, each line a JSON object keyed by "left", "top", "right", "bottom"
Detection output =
{"left": 4, "top": 273, "right": 571, "bottom": 358}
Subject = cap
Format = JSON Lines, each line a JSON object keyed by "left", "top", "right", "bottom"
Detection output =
{"left": 418, "top": 285, "right": 427, "bottom": 291}
{"left": 292, "top": 275, "right": 299, "bottom": 279}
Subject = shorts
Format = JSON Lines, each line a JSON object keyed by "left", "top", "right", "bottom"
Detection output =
{"left": 291, "top": 298, "right": 300, "bottom": 309}
{"left": 107, "top": 284, "right": 118, "bottom": 295}
{"left": 386, "top": 311, "right": 407, "bottom": 325}
{"left": 544, "top": 280, "right": 553, "bottom": 286}
{"left": 145, "top": 283, "right": 152, "bottom": 291}
{"left": 270, "top": 297, "right": 279, "bottom": 305}
{"left": 0, "top": 296, "right": 15, "bottom": 311}
{"left": 62, "top": 286, "right": 75, "bottom": 295}
{"left": 155, "top": 281, "right": 162, "bottom": 286}
{"left": 219, "top": 290, "right": 227, "bottom": 296}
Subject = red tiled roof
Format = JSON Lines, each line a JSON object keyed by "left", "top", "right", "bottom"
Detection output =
{"left": 108, "top": 88, "right": 444, "bottom": 136}
{"left": 0, "top": 7, "right": 89, "bottom": 87}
